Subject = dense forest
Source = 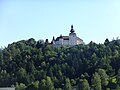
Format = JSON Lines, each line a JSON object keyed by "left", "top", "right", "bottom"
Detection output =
{"left": 0, "top": 38, "right": 120, "bottom": 90}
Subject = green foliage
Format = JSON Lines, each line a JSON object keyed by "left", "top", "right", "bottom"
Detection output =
{"left": 16, "top": 83, "right": 26, "bottom": 90}
{"left": 77, "top": 79, "right": 90, "bottom": 90}
{"left": 25, "top": 81, "right": 39, "bottom": 90}
{"left": 46, "top": 76, "right": 54, "bottom": 90}
{"left": 98, "top": 69, "right": 108, "bottom": 88}
{"left": 39, "top": 76, "right": 54, "bottom": 90}
{"left": 39, "top": 79, "right": 47, "bottom": 90}
{"left": 116, "top": 85, "right": 120, "bottom": 90}
{"left": 64, "top": 78, "right": 72, "bottom": 90}
{"left": 117, "top": 69, "right": 120, "bottom": 85}
{"left": 91, "top": 72, "right": 102, "bottom": 90}
{"left": 0, "top": 38, "right": 120, "bottom": 89}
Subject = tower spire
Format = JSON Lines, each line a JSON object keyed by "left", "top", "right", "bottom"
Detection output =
{"left": 70, "top": 25, "right": 75, "bottom": 33}
{"left": 71, "top": 25, "right": 73, "bottom": 29}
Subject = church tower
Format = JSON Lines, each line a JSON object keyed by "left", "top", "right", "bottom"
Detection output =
{"left": 69, "top": 25, "right": 77, "bottom": 46}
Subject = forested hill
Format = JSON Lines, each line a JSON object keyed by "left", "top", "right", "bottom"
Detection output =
{"left": 0, "top": 38, "right": 120, "bottom": 90}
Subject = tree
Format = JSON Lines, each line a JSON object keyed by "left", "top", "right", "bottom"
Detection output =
{"left": 77, "top": 79, "right": 90, "bottom": 90}
{"left": 104, "top": 38, "right": 109, "bottom": 45}
{"left": 117, "top": 69, "right": 120, "bottom": 86}
{"left": 45, "top": 39, "right": 49, "bottom": 46}
{"left": 46, "top": 76, "right": 54, "bottom": 90}
{"left": 64, "top": 78, "right": 72, "bottom": 90}
{"left": 39, "top": 76, "right": 54, "bottom": 90}
{"left": 91, "top": 72, "right": 102, "bottom": 90}
{"left": 40, "top": 79, "right": 47, "bottom": 90}
{"left": 0, "top": 70, "right": 11, "bottom": 87}
{"left": 116, "top": 85, "right": 120, "bottom": 90}
{"left": 98, "top": 69, "right": 108, "bottom": 88}
{"left": 36, "top": 39, "right": 44, "bottom": 48}
{"left": 26, "top": 38, "right": 36, "bottom": 47}
{"left": 16, "top": 83, "right": 26, "bottom": 90}
{"left": 17, "top": 68, "right": 28, "bottom": 84}
{"left": 26, "top": 81, "right": 39, "bottom": 90}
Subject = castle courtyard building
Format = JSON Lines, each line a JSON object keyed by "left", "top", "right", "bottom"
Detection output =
{"left": 52, "top": 25, "right": 84, "bottom": 48}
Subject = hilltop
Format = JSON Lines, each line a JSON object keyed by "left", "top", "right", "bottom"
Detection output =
{"left": 0, "top": 38, "right": 120, "bottom": 90}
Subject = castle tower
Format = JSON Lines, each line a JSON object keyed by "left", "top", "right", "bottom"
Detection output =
{"left": 69, "top": 25, "right": 77, "bottom": 46}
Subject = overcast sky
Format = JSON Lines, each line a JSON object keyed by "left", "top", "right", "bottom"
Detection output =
{"left": 0, "top": 0, "right": 120, "bottom": 47}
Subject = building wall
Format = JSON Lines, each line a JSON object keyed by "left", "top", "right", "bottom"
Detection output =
{"left": 77, "top": 40, "right": 84, "bottom": 45}
{"left": 0, "top": 88, "right": 15, "bottom": 90}
{"left": 63, "top": 40, "right": 69, "bottom": 45}
{"left": 59, "top": 38, "right": 63, "bottom": 45}
{"left": 54, "top": 33, "right": 84, "bottom": 48}
{"left": 69, "top": 34, "right": 77, "bottom": 46}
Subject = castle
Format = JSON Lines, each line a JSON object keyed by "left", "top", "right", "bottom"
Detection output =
{"left": 52, "top": 25, "right": 84, "bottom": 48}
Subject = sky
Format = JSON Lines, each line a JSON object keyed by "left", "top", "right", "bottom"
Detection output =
{"left": 0, "top": 0, "right": 120, "bottom": 47}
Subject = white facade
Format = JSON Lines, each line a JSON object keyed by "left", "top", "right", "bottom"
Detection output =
{"left": 53, "top": 25, "right": 84, "bottom": 48}
{"left": 0, "top": 88, "right": 15, "bottom": 90}
{"left": 69, "top": 33, "right": 77, "bottom": 46}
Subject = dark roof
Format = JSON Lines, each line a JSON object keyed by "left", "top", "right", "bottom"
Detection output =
{"left": 55, "top": 37, "right": 60, "bottom": 41}
{"left": 63, "top": 36, "right": 69, "bottom": 40}
{"left": 55, "top": 36, "right": 83, "bottom": 41}
{"left": 55, "top": 36, "right": 69, "bottom": 41}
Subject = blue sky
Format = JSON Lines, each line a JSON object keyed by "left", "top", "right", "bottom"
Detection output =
{"left": 0, "top": 0, "right": 120, "bottom": 47}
